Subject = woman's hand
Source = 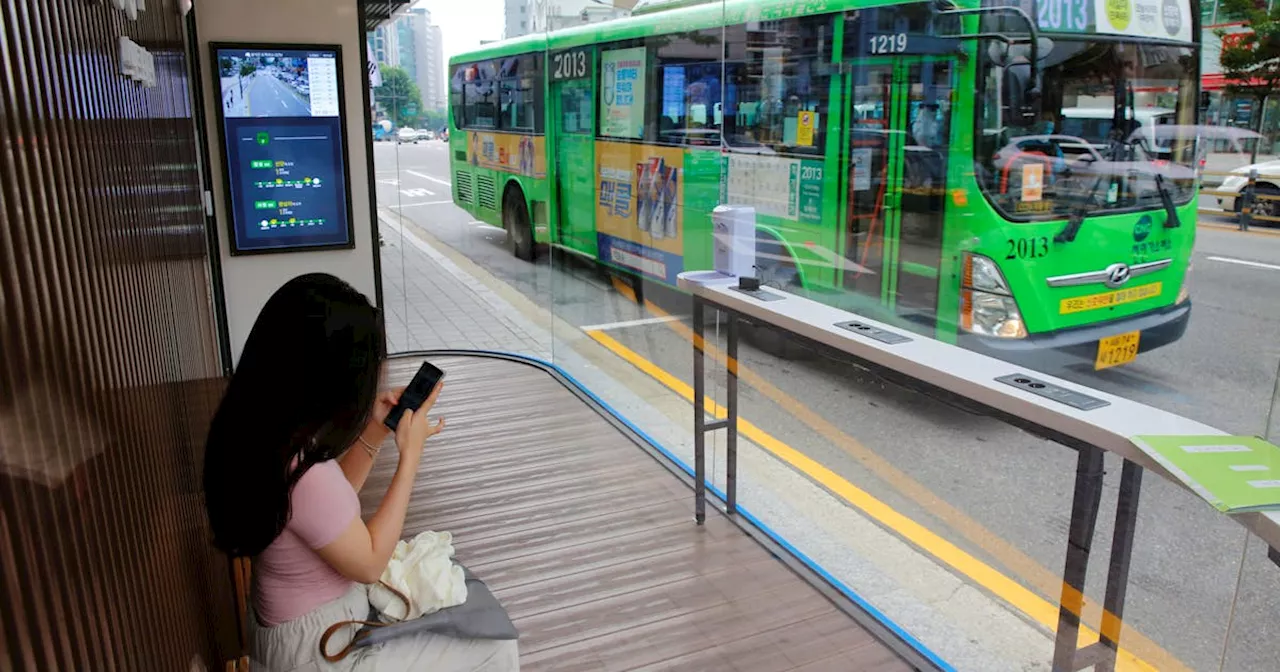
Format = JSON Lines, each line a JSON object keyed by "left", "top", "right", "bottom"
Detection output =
{"left": 394, "top": 383, "right": 445, "bottom": 470}
{"left": 358, "top": 388, "right": 404, "bottom": 447}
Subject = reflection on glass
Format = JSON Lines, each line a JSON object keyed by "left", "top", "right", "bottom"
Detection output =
{"left": 977, "top": 41, "right": 1200, "bottom": 219}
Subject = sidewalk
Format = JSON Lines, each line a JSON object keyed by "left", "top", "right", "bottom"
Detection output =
{"left": 378, "top": 216, "right": 551, "bottom": 357}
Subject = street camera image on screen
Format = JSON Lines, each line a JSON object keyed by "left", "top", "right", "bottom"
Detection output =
{"left": 215, "top": 46, "right": 350, "bottom": 254}
{"left": 219, "top": 49, "right": 339, "bottom": 118}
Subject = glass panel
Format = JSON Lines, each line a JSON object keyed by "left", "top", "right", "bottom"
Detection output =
{"left": 975, "top": 41, "right": 1199, "bottom": 220}
{"left": 373, "top": 4, "right": 552, "bottom": 359}
{"left": 393, "top": 3, "right": 1280, "bottom": 671}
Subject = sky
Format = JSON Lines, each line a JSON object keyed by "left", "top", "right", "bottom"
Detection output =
{"left": 415, "top": 0, "right": 505, "bottom": 63}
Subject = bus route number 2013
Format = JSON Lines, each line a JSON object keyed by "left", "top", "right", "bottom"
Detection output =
{"left": 551, "top": 50, "right": 589, "bottom": 81}
{"left": 1007, "top": 236, "right": 1049, "bottom": 260}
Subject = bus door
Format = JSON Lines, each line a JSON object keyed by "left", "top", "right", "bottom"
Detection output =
{"left": 842, "top": 58, "right": 953, "bottom": 329}
{"left": 549, "top": 49, "right": 597, "bottom": 256}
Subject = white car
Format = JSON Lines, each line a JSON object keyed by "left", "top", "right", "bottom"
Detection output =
{"left": 396, "top": 128, "right": 419, "bottom": 144}
{"left": 1217, "top": 159, "right": 1280, "bottom": 217}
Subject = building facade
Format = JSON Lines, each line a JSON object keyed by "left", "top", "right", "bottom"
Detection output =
{"left": 505, "top": 0, "right": 530, "bottom": 39}
{"left": 368, "top": 7, "right": 446, "bottom": 112}
{"left": 425, "top": 23, "right": 445, "bottom": 111}
{"left": 1199, "top": 0, "right": 1278, "bottom": 155}
{"left": 506, "top": 0, "right": 636, "bottom": 38}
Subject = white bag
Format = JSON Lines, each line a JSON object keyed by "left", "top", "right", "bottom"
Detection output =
{"left": 368, "top": 530, "right": 468, "bottom": 622}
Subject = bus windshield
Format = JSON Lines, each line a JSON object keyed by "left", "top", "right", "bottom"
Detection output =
{"left": 976, "top": 40, "right": 1198, "bottom": 220}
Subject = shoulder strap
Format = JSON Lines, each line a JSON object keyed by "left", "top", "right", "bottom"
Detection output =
{"left": 318, "top": 580, "right": 411, "bottom": 662}
{"left": 319, "top": 619, "right": 383, "bottom": 662}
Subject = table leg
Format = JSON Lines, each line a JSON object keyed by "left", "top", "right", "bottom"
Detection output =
{"left": 1053, "top": 445, "right": 1106, "bottom": 672}
{"left": 726, "top": 314, "right": 738, "bottom": 515}
{"left": 692, "top": 298, "right": 707, "bottom": 525}
{"left": 1096, "top": 460, "right": 1143, "bottom": 672}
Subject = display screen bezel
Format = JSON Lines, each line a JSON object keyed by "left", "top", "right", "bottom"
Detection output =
{"left": 209, "top": 41, "right": 356, "bottom": 256}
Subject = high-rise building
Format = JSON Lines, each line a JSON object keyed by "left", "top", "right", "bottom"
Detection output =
{"left": 396, "top": 12, "right": 420, "bottom": 84}
{"left": 368, "top": 22, "right": 399, "bottom": 69}
{"left": 425, "top": 23, "right": 445, "bottom": 111}
{"left": 508, "top": 1, "right": 633, "bottom": 38}
{"left": 368, "top": 7, "right": 446, "bottom": 113}
{"left": 505, "top": 0, "right": 530, "bottom": 39}
{"left": 532, "top": 1, "right": 632, "bottom": 33}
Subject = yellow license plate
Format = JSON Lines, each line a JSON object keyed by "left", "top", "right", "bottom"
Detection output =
{"left": 1060, "top": 282, "right": 1162, "bottom": 315}
{"left": 1096, "top": 331, "right": 1140, "bottom": 370}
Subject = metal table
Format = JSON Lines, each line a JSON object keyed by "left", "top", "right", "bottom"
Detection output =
{"left": 678, "top": 270, "right": 1280, "bottom": 672}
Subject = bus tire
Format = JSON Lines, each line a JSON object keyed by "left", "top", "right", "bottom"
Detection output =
{"left": 503, "top": 185, "right": 534, "bottom": 261}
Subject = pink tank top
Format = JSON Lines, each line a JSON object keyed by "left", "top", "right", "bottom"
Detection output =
{"left": 253, "top": 460, "right": 361, "bottom": 626}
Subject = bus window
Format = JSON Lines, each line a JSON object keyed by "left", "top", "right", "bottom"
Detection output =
{"left": 559, "top": 81, "right": 593, "bottom": 135}
{"left": 465, "top": 80, "right": 497, "bottom": 129}
{"left": 653, "top": 30, "right": 724, "bottom": 146}
{"left": 449, "top": 64, "right": 465, "bottom": 128}
{"left": 498, "top": 55, "right": 542, "bottom": 133}
{"left": 722, "top": 15, "right": 833, "bottom": 156}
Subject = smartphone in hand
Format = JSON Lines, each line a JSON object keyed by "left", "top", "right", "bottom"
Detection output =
{"left": 384, "top": 361, "right": 445, "bottom": 431}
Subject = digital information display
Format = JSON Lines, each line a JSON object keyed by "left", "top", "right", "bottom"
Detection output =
{"left": 212, "top": 43, "right": 354, "bottom": 255}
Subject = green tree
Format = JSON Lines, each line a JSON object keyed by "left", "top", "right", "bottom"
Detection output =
{"left": 1216, "top": 0, "right": 1280, "bottom": 159}
{"left": 237, "top": 62, "right": 257, "bottom": 98}
{"left": 420, "top": 108, "right": 447, "bottom": 131}
{"left": 374, "top": 66, "right": 423, "bottom": 128}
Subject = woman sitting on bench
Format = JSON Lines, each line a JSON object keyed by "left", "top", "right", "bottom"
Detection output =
{"left": 202, "top": 273, "right": 518, "bottom": 671}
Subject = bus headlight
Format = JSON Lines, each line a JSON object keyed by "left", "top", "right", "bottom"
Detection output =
{"left": 961, "top": 253, "right": 1027, "bottom": 339}
{"left": 1177, "top": 262, "right": 1192, "bottom": 304}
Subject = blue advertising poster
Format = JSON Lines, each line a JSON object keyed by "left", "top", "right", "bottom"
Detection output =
{"left": 662, "top": 66, "right": 685, "bottom": 121}
{"left": 214, "top": 44, "right": 353, "bottom": 254}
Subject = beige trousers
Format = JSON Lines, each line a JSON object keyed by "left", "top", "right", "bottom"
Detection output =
{"left": 249, "top": 584, "right": 519, "bottom": 672}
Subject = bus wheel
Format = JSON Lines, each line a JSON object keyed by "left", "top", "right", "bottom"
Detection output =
{"left": 503, "top": 187, "right": 534, "bottom": 261}
{"left": 743, "top": 235, "right": 811, "bottom": 360}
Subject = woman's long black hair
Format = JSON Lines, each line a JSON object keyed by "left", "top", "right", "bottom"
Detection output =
{"left": 203, "top": 273, "right": 385, "bottom": 557}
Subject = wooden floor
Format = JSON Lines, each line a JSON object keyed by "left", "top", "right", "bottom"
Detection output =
{"left": 360, "top": 354, "right": 915, "bottom": 672}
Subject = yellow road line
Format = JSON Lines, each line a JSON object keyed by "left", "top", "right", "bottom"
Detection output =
{"left": 585, "top": 326, "right": 1179, "bottom": 672}
{"left": 637, "top": 298, "right": 1192, "bottom": 671}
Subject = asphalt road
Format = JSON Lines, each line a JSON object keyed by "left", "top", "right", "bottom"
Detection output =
{"left": 374, "top": 141, "right": 1279, "bottom": 672}
{"left": 247, "top": 72, "right": 309, "bottom": 117}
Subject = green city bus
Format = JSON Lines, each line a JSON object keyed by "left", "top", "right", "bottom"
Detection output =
{"left": 446, "top": 0, "right": 1201, "bottom": 370}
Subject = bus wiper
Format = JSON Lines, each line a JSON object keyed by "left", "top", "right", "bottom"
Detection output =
{"left": 1055, "top": 174, "right": 1104, "bottom": 244}
{"left": 1154, "top": 172, "right": 1181, "bottom": 229}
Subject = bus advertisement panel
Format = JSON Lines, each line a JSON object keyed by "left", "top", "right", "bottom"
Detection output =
{"left": 596, "top": 142, "right": 684, "bottom": 284}
{"left": 600, "top": 47, "right": 647, "bottom": 139}
{"left": 465, "top": 131, "right": 547, "bottom": 178}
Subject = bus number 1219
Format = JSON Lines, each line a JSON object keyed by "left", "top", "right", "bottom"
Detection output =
{"left": 869, "top": 33, "right": 908, "bottom": 55}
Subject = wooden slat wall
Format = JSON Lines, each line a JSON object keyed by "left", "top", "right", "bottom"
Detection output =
{"left": 0, "top": 1, "right": 234, "bottom": 669}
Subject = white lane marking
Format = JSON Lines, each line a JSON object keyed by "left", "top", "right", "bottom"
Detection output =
{"left": 399, "top": 187, "right": 435, "bottom": 197}
{"left": 390, "top": 200, "right": 453, "bottom": 208}
{"left": 1207, "top": 255, "right": 1280, "bottom": 272}
{"left": 377, "top": 179, "right": 400, "bottom": 186}
{"left": 579, "top": 315, "right": 684, "bottom": 332}
{"left": 406, "top": 169, "right": 452, "bottom": 187}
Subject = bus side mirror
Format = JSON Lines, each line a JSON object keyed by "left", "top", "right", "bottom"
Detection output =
{"left": 988, "top": 39, "right": 1049, "bottom": 128}
{"left": 1003, "top": 62, "right": 1040, "bottom": 127}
